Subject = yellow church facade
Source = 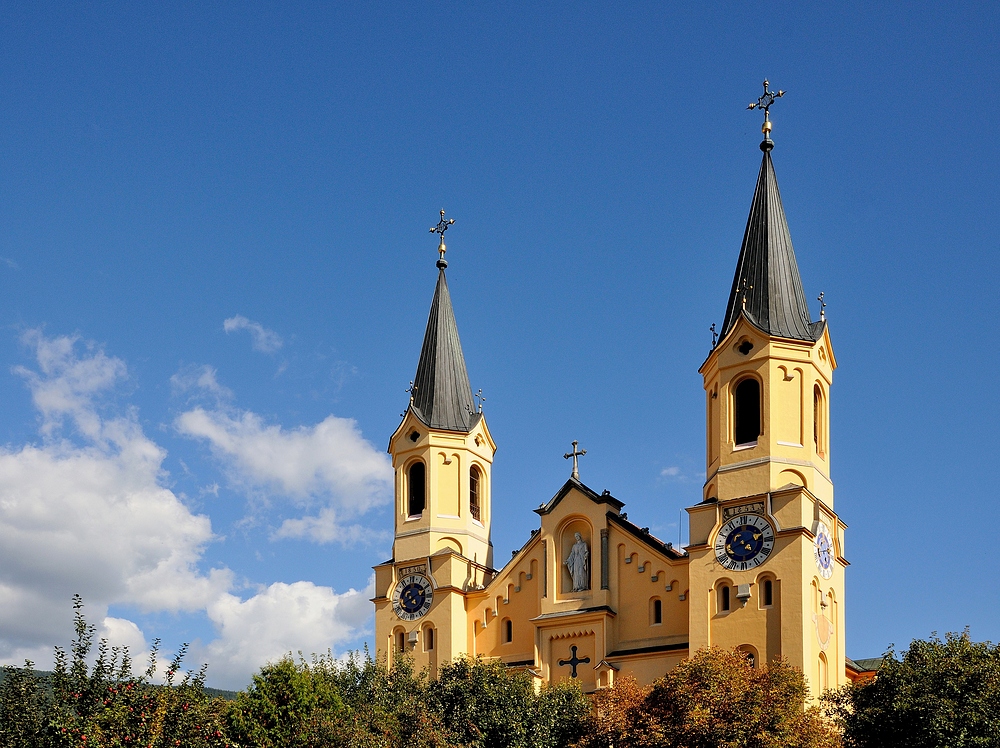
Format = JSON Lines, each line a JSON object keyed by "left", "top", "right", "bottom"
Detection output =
{"left": 373, "top": 108, "right": 853, "bottom": 698}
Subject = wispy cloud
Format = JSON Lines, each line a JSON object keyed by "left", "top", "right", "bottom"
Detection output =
{"left": 175, "top": 407, "right": 392, "bottom": 544}
{"left": 223, "top": 315, "right": 283, "bottom": 354}
{"left": 170, "top": 364, "right": 233, "bottom": 401}
{"left": 1, "top": 257, "right": 17, "bottom": 270}
{"left": 660, "top": 466, "right": 681, "bottom": 477}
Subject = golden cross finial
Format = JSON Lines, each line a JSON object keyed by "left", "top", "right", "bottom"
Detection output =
{"left": 747, "top": 79, "right": 785, "bottom": 140}
{"left": 429, "top": 209, "right": 455, "bottom": 268}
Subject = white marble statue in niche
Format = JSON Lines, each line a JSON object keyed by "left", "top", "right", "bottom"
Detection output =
{"left": 564, "top": 532, "right": 590, "bottom": 592}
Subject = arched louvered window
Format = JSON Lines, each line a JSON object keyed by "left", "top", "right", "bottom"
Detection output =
{"left": 470, "top": 466, "right": 482, "bottom": 521}
{"left": 813, "top": 384, "right": 826, "bottom": 456}
{"left": 734, "top": 378, "right": 761, "bottom": 445}
{"left": 408, "top": 462, "right": 426, "bottom": 517}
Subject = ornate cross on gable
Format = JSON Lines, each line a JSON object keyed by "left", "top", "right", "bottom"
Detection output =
{"left": 474, "top": 388, "right": 486, "bottom": 413}
{"left": 558, "top": 645, "right": 591, "bottom": 678}
{"left": 429, "top": 209, "right": 455, "bottom": 267}
{"left": 817, "top": 291, "right": 826, "bottom": 321}
{"left": 564, "top": 440, "right": 587, "bottom": 481}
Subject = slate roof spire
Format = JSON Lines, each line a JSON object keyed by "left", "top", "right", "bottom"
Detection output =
{"left": 410, "top": 214, "right": 476, "bottom": 432}
{"left": 720, "top": 137, "right": 822, "bottom": 342}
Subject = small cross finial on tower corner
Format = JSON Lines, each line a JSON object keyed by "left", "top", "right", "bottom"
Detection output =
{"left": 564, "top": 440, "right": 587, "bottom": 481}
{"left": 406, "top": 381, "right": 417, "bottom": 404}
{"left": 740, "top": 277, "right": 753, "bottom": 310}
{"left": 429, "top": 209, "right": 456, "bottom": 268}
{"left": 710, "top": 323, "right": 718, "bottom": 347}
{"left": 475, "top": 388, "right": 486, "bottom": 413}
{"left": 817, "top": 291, "right": 826, "bottom": 321}
{"left": 747, "top": 79, "right": 785, "bottom": 144}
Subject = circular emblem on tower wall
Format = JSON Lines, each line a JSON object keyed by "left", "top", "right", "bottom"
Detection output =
{"left": 391, "top": 574, "right": 433, "bottom": 621}
{"left": 714, "top": 514, "right": 775, "bottom": 571}
{"left": 814, "top": 522, "right": 834, "bottom": 579}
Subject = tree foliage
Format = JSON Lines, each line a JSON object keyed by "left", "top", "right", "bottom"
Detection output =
{"left": 824, "top": 630, "right": 1000, "bottom": 748}
{"left": 0, "top": 595, "right": 230, "bottom": 748}
{"left": 577, "top": 648, "right": 839, "bottom": 748}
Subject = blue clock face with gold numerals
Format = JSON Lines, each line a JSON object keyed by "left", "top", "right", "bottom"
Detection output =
{"left": 391, "top": 574, "right": 433, "bottom": 621}
{"left": 714, "top": 514, "right": 775, "bottom": 571}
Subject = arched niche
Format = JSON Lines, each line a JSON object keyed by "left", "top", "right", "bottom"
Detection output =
{"left": 559, "top": 517, "right": 593, "bottom": 596}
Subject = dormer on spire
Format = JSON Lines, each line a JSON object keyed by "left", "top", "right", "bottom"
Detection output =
{"left": 411, "top": 211, "right": 476, "bottom": 432}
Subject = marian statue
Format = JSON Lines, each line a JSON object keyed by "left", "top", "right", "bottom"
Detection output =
{"left": 564, "top": 532, "right": 590, "bottom": 592}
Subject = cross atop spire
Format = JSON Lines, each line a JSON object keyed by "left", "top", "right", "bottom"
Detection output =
{"left": 429, "top": 209, "right": 455, "bottom": 268}
{"left": 747, "top": 79, "right": 785, "bottom": 145}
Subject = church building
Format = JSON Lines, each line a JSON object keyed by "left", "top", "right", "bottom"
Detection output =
{"left": 373, "top": 92, "right": 863, "bottom": 697}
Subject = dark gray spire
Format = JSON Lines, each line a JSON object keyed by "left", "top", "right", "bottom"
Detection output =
{"left": 410, "top": 267, "right": 476, "bottom": 432}
{"left": 720, "top": 141, "right": 822, "bottom": 342}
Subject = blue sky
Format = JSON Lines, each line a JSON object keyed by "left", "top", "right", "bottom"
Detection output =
{"left": 0, "top": 2, "right": 997, "bottom": 688}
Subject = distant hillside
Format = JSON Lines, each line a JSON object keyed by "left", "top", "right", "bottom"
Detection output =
{"left": 0, "top": 666, "right": 239, "bottom": 701}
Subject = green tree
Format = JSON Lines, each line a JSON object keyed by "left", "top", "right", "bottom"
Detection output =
{"left": 226, "top": 655, "right": 345, "bottom": 748}
{"left": 0, "top": 661, "right": 49, "bottom": 747}
{"left": 427, "top": 656, "right": 590, "bottom": 748}
{"left": 825, "top": 630, "right": 1000, "bottom": 748}
{"left": 1, "top": 595, "right": 231, "bottom": 748}
{"left": 621, "top": 647, "right": 839, "bottom": 748}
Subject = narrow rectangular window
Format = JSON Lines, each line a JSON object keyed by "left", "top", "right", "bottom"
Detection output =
{"left": 721, "top": 585, "right": 731, "bottom": 612}
{"left": 469, "top": 466, "right": 481, "bottom": 521}
{"left": 408, "top": 462, "right": 426, "bottom": 516}
{"left": 764, "top": 579, "right": 773, "bottom": 606}
{"left": 425, "top": 628, "right": 434, "bottom": 651}
{"left": 653, "top": 598, "right": 662, "bottom": 624}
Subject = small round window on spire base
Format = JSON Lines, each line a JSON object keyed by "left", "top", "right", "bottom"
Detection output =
{"left": 409, "top": 431, "right": 420, "bottom": 442}
{"left": 737, "top": 340, "right": 754, "bottom": 355}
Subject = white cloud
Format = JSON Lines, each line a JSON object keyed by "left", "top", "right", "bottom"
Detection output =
{"left": 1, "top": 257, "right": 17, "bottom": 270}
{"left": 223, "top": 315, "right": 283, "bottom": 354}
{"left": 0, "top": 333, "right": 230, "bottom": 665}
{"left": 660, "top": 466, "right": 681, "bottom": 477}
{"left": 196, "top": 579, "right": 373, "bottom": 687}
{"left": 0, "top": 332, "right": 375, "bottom": 688}
{"left": 175, "top": 407, "right": 392, "bottom": 542}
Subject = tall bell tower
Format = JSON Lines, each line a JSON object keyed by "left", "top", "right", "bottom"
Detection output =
{"left": 686, "top": 83, "right": 847, "bottom": 698}
{"left": 374, "top": 212, "right": 496, "bottom": 672}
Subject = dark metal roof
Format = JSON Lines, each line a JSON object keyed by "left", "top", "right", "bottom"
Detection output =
{"left": 848, "top": 657, "right": 885, "bottom": 672}
{"left": 534, "top": 478, "right": 625, "bottom": 516}
{"left": 607, "top": 512, "right": 687, "bottom": 559}
{"left": 606, "top": 642, "right": 689, "bottom": 658}
{"left": 410, "top": 267, "right": 476, "bottom": 433}
{"left": 721, "top": 141, "right": 823, "bottom": 342}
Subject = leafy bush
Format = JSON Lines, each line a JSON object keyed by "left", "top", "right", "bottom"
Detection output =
{"left": 824, "top": 630, "right": 1000, "bottom": 748}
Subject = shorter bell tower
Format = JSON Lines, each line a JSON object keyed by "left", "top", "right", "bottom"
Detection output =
{"left": 374, "top": 212, "right": 496, "bottom": 673}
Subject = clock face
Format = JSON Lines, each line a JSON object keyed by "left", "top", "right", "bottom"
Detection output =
{"left": 391, "top": 574, "right": 433, "bottom": 621}
{"left": 814, "top": 522, "right": 834, "bottom": 579}
{"left": 714, "top": 514, "right": 775, "bottom": 571}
